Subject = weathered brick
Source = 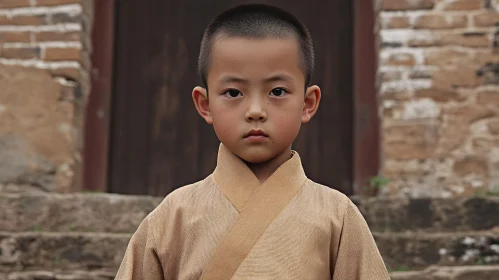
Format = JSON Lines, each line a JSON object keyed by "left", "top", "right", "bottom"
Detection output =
{"left": 382, "top": 41, "right": 404, "bottom": 48}
{"left": 383, "top": 158, "right": 433, "bottom": 178}
{"left": 0, "top": 31, "right": 31, "bottom": 43}
{"left": 473, "top": 137, "right": 499, "bottom": 155}
{"left": 437, "top": 119, "right": 469, "bottom": 156}
{"left": 433, "top": 67, "right": 479, "bottom": 89}
{"left": 35, "top": 0, "right": 80, "bottom": 6}
{"left": 380, "top": 70, "right": 403, "bottom": 82}
{"left": 492, "top": 161, "right": 499, "bottom": 176}
{"left": 477, "top": 89, "right": 499, "bottom": 106}
{"left": 383, "top": 122, "right": 438, "bottom": 160}
{"left": 43, "top": 47, "right": 80, "bottom": 61}
{"left": 408, "top": 32, "right": 490, "bottom": 48}
{"left": 0, "top": 14, "right": 9, "bottom": 25}
{"left": 384, "top": 104, "right": 400, "bottom": 120}
{"left": 409, "top": 67, "right": 435, "bottom": 79}
{"left": 443, "top": 0, "right": 482, "bottom": 10}
{"left": 383, "top": 15, "right": 411, "bottom": 29}
{"left": 477, "top": 63, "right": 499, "bottom": 84}
{"left": 1, "top": 47, "right": 41, "bottom": 59}
{"left": 414, "top": 14, "right": 468, "bottom": 29}
{"left": 488, "top": 119, "right": 499, "bottom": 134}
{"left": 35, "top": 31, "right": 80, "bottom": 42}
{"left": 453, "top": 156, "right": 488, "bottom": 176}
{"left": 415, "top": 88, "right": 466, "bottom": 102}
{"left": 408, "top": 33, "right": 442, "bottom": 47}
{"left": 445, "top": 104, "right": 495, "bottom": 124}
{"left": 425, "top": 48, "right": 470, "bottom": 66}
{"left": 0, "top": 0, "right": 31, "bottom": 8}
{"left": 382, "top": 91, "right": 412, "bottom": 103}
{"left": 1, "top": 15, "right": 48, "bottom": 25}
{"left": 473, "top": 11, "right": 499, "bottom": 27}
{"left": 49, "top": 67, "right": 81, "bottom": 80}
{"left": 51, "top": 12, "right": 81, "bottom": 24}
{"left": 383, "top": 52, "right": 417, "bottom": 66}
{"left": 382, "top": 0, "right": 435, "bottom": 11}
{"left": 441, "top": 32, "right": 491, "bottom": 48}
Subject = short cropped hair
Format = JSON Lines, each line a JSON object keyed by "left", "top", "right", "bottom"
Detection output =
{"left": 198, "top": 4, "right": 315, "bottom": 89}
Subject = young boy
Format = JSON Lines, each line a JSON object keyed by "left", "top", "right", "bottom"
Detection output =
{"left": 116, "top": 4, "right": 389, "bottom": 280}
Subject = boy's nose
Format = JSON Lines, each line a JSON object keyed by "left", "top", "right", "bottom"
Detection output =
{"left": 245, "top": 99, "right": 267, "bottom": 122}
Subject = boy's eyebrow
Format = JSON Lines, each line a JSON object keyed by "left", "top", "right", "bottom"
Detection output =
{"left": 263, "top": 74, "right": 294, "bottom": 83}
{"left": 218, "top": 74, "right": 294, "bottom": 84}
{"left": 219, "top": 76, "right": 248, "bottom": 84}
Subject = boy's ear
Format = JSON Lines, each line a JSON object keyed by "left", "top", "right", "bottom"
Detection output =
{"left": 192, "top": 86, "right": 213, "bottom": 124}
{"left": 302, "top": 85, "right": 321, "bottom": 124}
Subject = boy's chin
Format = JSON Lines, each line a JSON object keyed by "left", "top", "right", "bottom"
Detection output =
{"left": 233, "top": 147, "right": 282, "bottom": 164}
{"left": 240, "top": 154, "right": 274, "bottom": 164}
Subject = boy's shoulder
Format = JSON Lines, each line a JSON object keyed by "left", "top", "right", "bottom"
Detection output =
{"left": 304, "top": 178, "right": 350, "bottom": 200}
{"left": 146, "top": 175, "right": 217, "bottom": 219}
{"left": 302, "top": 178, "right": 354, "bottom": 213}
{"left": 166, "top": 176, "right": 214, "bottom": 200}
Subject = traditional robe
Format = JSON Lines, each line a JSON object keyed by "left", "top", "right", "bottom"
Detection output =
{"left": 115, "top": 144, "right": 389, "bottom": 280}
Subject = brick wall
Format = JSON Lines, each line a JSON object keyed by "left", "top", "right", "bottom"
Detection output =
{"left": 380, "top": 0, "right": 499, "bottom": 197}
{"left": 0, "top": 0, "right": 93, "bottom": 193}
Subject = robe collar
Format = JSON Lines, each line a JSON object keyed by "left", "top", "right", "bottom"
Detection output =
{"left": 213, "top": 143, "right": 307, "bottom": 213}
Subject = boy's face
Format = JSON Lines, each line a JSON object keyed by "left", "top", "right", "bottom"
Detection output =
{"left": 193, "top": 36, "right": 320, "bottom": 163}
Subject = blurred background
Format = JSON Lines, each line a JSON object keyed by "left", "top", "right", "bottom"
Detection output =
{"left": 0, "top": 0, "right": 499, "bottom": 279}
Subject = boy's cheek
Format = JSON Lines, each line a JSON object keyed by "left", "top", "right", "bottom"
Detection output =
{"left": 213, "top": 118, "right": 239, "bottom": 138}
{"left": 272, "top": 117, "right": 301, "bottom": 139}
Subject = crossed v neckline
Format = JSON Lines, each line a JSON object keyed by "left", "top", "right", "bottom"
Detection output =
{"left": 213, "top": 143, "right": 307, "bottom": 213}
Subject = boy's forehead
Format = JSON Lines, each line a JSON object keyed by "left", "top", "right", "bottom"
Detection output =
{"left": 211, "top": 35, "right": 300, "bottom": 57}
{"left": 208, "top": 36, "right": 305, "bottom": 83}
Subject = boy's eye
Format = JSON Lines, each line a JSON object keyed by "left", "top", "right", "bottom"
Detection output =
{"left": 269, "top": 88, "right": 288, "bottom": 97}
{"left": 223, "top": 89, "right": 243, "bottom": 98}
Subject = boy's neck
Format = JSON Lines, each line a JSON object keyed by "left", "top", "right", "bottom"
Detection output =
{"left": 244, "top": 147, "right": 293, "bottom": 184}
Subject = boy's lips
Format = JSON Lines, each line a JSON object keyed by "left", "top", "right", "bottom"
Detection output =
{"left": 244, "top": 129, "right": 269, "bottom": 138}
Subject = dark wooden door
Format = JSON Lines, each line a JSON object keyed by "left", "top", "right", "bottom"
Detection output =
{"left": 109, "top": 0, "right": 353, "bottom": 196}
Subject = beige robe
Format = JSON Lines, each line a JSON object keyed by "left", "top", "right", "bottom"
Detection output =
{"left": 115, "top": 144, "right": 389, "bottom": 280}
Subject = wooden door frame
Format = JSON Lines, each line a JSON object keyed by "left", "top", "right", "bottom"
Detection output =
{"left": 83, "top": 0, "right": 380, "bottom": 196}
{"left": 82, "top": 0, "right": 115, "bottom": 192}
{"left": 353, "top": 0, "right": 380, "bottom": 196}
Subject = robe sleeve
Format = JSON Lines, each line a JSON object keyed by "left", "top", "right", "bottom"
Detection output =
{"left": 115, "top": 216, "right": 164, "bottom": 280}
{"left": 331, "top": 199, "right": 390, "bottom": 280}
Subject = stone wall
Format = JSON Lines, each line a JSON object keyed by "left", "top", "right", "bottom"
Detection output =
{"left": 380, "top": 0, "right": 499, "bottom": 197}
{"left": 0, "top": 0, "right": 93, "bottom": 192}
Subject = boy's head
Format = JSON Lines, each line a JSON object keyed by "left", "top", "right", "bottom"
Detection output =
{"left": 193, "top": 4, "right": 321, "bottom": 164}
{"left": 198, "top": 4, "right": 315, "bottom": 90}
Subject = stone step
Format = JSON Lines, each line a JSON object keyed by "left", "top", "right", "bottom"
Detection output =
{"left": 0, "top": 231, "right": 130, "bottom": 273}
{"left": 0, "top": 270, "right": 115, "bottom": 280}
{"left": 0, "top": 193, "right": 162, "bottom": 233}
{"left": 2, "top": 193, "right": 499, "bottom": 234}
{"left": 1, "top": 266, "right": 499, "bottom": 280}
{"left": 354, "top": 196, "right": 499, "bottom": 233}
{"left": 390, "top": 265, "right": 499, "bottom": 280}
{"left": 375, "top": 231, "right": 499, "bottom": 271}
{"left": 1, "top": 231, "right": 498, "bottom": 273}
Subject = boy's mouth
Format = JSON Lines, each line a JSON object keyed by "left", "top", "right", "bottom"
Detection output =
{"left": 244, "top": 129, "right": 269, "bottom": 139}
